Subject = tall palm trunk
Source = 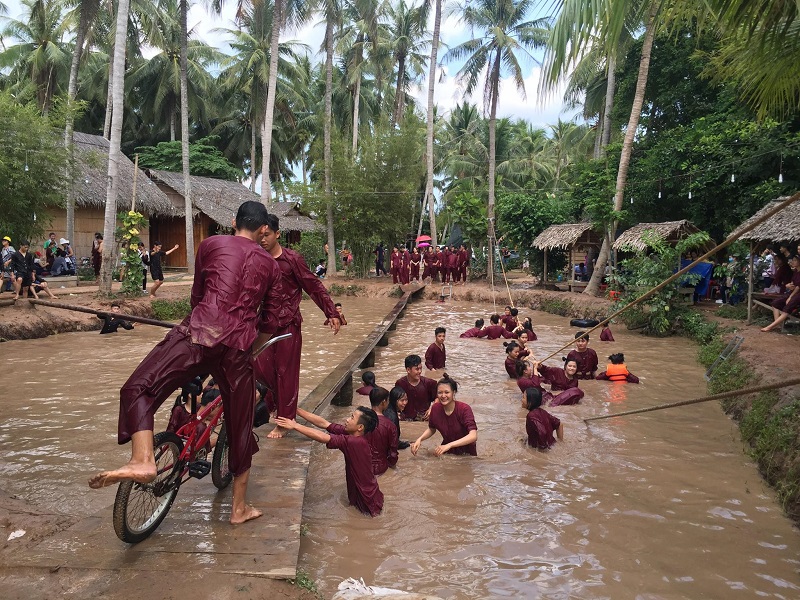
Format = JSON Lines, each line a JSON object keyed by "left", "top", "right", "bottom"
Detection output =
{"left": 486, "top": 50, "right": 501, "bottom": 280}
{"left": 585, "top": 0, "right": 659, "bottom": 296}
{"left": 392, "top": 54, "right": 406, "bottom": 126}
{"left": 324, "top": 16, "right": 337, "bottom": 277}
{"left": 180, "top": 0, "right": 195, "bottom": 275}
{"left": 593, "top": 105, "right": 603, "bottom": 159}
{"left": 103, "top": 43, "right": 114, "bottom": 139}
{"left": 261, "top": 0, "right": 283, "bottom": 202}
{"left": 351, "top": 34, "right": 364, "bottom": 155}
{"left": 250, "top": 121, "right": 257, "bottom": 192}
{"left": 64, "top": 0, "right": 99, "bottom": 246}
{"left": 100, "top": 0, "right": 131, "bottom": 293}
{"left": 600, "top": 53, "right": 616, "bottom": 152}
{"left": 419, "top": 0, "right": 441, "bottom": 244}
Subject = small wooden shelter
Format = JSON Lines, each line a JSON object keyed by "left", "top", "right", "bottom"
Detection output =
{"left": 729, "top": 197, "right": 800, "bottom": 324}
{"left": 612, "top": 220, "right": 714, "bottom": 254}
{"left": 532, "top": 223, "right": 603, "bottom": 290}
{"left": 147, "top": 170, "right": 317, "bottom": 266}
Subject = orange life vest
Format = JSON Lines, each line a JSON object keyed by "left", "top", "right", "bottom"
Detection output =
{"left": 605, "top": 363, "right": 629, "bottom": 382}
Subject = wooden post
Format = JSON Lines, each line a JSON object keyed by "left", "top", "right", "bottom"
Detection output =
{"left": 543, "top": 248, "right": 548, "bottom": 285}
{"left": 747, "top": 241, "right": 754, "bottom": 324}
{"left": 131, "top": 153, "right": 139, "bottom": 213}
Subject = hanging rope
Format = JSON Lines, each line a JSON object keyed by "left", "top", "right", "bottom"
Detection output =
{"left": 538, "top": 191, "right": 800, "bottom": 365}
{"left": 584, "top": 378, "right": 800, "bottom": 423}
{"left": 489, "top": 218, "right": 514, "bottom": 307}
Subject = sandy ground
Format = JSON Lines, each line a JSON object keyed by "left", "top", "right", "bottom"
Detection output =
{"left": 1, "top": 270, "right": 797, "bottom": 598}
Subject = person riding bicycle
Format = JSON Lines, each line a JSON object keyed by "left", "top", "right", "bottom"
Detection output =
{"left": 89, "top": 201, "right": 284, "bottom": 526}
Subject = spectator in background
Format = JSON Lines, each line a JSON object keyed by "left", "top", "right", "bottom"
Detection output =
{"left": 138, "top": 242, "right": 149, "bottom": 291}
{"left": 2, "top": 236, "right": 15, "bottom": 292}
{"left": 43, "top": 232, "right": 58, "bottom": 270}
{"left": 92, "top": 233, "right": 103, "bottom": 278}
{"left": 10, "top": 240, "right": 35, "bottom": 299}
{"left": 314, "top": 259, "right": 327, "bottom": 278}
{"left": 148, "top": 241, "right": 180, "bottom": 298}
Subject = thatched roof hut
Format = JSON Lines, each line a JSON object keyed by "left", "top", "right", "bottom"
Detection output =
{"left": 532, "top": 223, "right": 597, "bottom": 250}
{"left": 729, "top": 197, "right": 800, "bottom": 243}
{"left": 612, "top": 220, "right": 713, "bottom": 253}
{"left": 73, "top": 133, "right": 175, "bottom": 216}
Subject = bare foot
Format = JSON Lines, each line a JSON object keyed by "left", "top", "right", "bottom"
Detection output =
{"left": 267, "top": 425, "right": 286, "bottom": 439}
{"left": 88, "top": 460, "right": 157, "bottom": 489}
{"left": 760, "top": 326, "right": 776, "bottom": 332}
{"left": 230, "top": 504, "right": 263, "bottom": 524}
{"left": 149, "top": 294, "right": 156, "bottom": 299}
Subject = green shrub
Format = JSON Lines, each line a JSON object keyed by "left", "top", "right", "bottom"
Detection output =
{"left": 151, "top": 297, "right": 192, "bottom": 321}
{"left": 539, "top": 297, "right": 573, "bottom": 317}
{"left": 679, "top": 310, "right": 720, "bottom": 345}
{"left": 716, "top": 304, "right": 749, "bottom": 321}
{"left": 388, "top": 285, "right": 404, "bottom": 298}
{"left": 77, "top": 265, "right": 95, "bottom": 281}
{"left": 329, "top": 283, "right": 365, "bottom": 296}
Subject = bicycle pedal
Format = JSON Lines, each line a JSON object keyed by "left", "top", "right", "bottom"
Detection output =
{"left": 188, "top": 460, "right": 211, "bottom": 479}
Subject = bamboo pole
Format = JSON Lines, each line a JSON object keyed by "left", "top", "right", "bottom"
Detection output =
{"left": 747, "top": 241, "right": 754, "bottom": 324}
{"left": 538, "top": 192, "right": 800, "bottom": 365}
{"left": 584, "top": 378, "right": 800, "bottom": 423}
{"left": 28, "top": 298, "right": 175, "bottom": 328}
{"left": 131, "top": 153, "right": 139, "bottom": 213}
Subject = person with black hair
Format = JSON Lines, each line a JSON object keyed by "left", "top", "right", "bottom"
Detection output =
{"left": 89, "top": 200, "right": 284, "bottom": 527}
{"left": 98, "top": 302, "right": 134, "bottom": 334}
{"left": 277, "top": 407, "right": 383, "bottom": 516}
{"left": 148, "top": 240, "right": 179, "bottom": 298}
{"left": 513, "top": 316, "right": 537, "bottom": 341}
{"left": 394, "top": 354, "right": 439, "bottom": 421}
{"left": 599, "top": 323, "right": 615, "bottom": 342}
{"left": 476, "top": 314, "right": 514, "bottom": 339}
{"left": 504, "top": 342, "right": 522, "bottom": 378}
{"left": 325, "top": 302, "right": 347, "bottom": 326}
{"left": 524, "top": 388, "right": 563, "bottom": 450}
{"left": 566, "top": 332, "right": 598, "bottom": 379}
{"left": 533, "top": 358, "right": 585, "bottom": 406}
{"left": 356, "top": 371, "right": 376, "bottom": 396}
{"left": 10, "top": 240, "right": 35, "bottom": 299}
{"left": 256, "top": 213, "right": 340, "bottom": 439}
{"left": 424, "top": 327, "right": 447, "bottom": 370}
{"left": 460, "top": 318, "right": 485, "bottom": 338}
{"left": 410, "top": 374, "right": 478, "bottom": 456}
{"left": 596, "top": 353, "right": 640, "bottom": 383}
{"left": 502, "top": 307, "right": 520, "bottom": 333}
{"left": 516, "top": 359, "right": 546, "bottom": 396}
{"left": 314, "top": 259, "right": 327, "bottom": 278}
{"left": 386, "top": 386, "right": 410, "bottom": 450}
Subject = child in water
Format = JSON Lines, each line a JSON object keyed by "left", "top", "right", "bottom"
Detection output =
{"left": 596, "top": 353, "right": 640, "bottom": 383}
{"left": 504, "top": 341, "right": 522, "bottom": 378}
{"left": 566, "top": 332, "right": 598, "bottom": 379}
{"left": 523, "top": 387, "right": 563, "bottom": 450}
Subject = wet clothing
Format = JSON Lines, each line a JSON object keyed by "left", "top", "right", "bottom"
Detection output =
{"left": 384, "top": 405, "right": 402, "bottom": 446}
{"left": 526, "top": 408, "right": 560, "bottom": 450}
{"left": 254, "top": 247, "right": 338, "bottom": 421}
{"left": 118, "top": 235, "right": 283, "bottom": 477}
{"left": 597, "top": 363, "right": 640, "bottom": 383}
{"left": 505, "top": 356, "right": 519, "bottom": 379}
{"left": 427, "top": 401, "right": 477, "bottom": 456}
{"left": 517, "top": 375, "right": 546, "bottom": 394}
{"left": 394, "top": 375, "right": 438, "bottom": 420}
{"left": 566, "top": 348, "right": 599, "bottom": 380}
{"left": 537, "top": 364, "right": 584, "bottom": 406}
{"left": 460, "top": 327, "right": 483, "bottom": 338}
{"left": 500, "top": 315, "right": 518, "bottom": 333}
{"left": 355, "top": 385, "right": 374, "bottom": 396}
{"left": 476, "top": 324, "right": 514, "bottom": 340}
{"left": 325, "top": 432, "right": 384, "bottom": 516}
{"left": 513, "top": 328, "right": 537, "bottom": 341}
{"left": 149, "top": 250, "right": 166, "bottom": 281}
{"left": 425, "top": 342, "right": 446, "bottom": 370}
{"left": 98, "top": 314, "right": 134, "bottom": 334}
{"left": 600, "top": 327, "right": 615, "bottom": 342}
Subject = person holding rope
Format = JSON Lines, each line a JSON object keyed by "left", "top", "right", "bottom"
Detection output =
{"left": 533, "top": 358, "right": 585, "bottom": 406}
{"left": 88, "top": 201, "right": 284, "bottom": 526}
{"left": 566, "top": 332, "right": 598, "bottom": 379}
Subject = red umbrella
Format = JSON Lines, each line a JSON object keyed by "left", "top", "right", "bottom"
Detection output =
{"left": 416, "top": 235, "right": 432, "bottom": 242}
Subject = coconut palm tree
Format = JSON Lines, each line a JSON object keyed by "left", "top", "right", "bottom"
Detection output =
{"left": 444, "top": 0, "right": 548, "bottom": 276}
{"left": 387, "top": 0, "right": 428, "bottom": 127}
{"left": 419, "top": 0, "right": 441, "bottom": 243}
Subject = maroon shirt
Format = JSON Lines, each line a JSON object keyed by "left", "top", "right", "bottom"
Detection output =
{"left": 538, "top": 364, "right": 580, "bottom": 391}
{"left": 390, "top": 251, "right": 402, "bottom": 270}
{"left": 395, "top": 375, "right": 438, "bottom": 420}
{"left": 526, "top": 408, "right": 560, "bottom": 450}
{"left": 504, "top": 356, "right": 518, "bottom": 379}
{"left": 425, "top": 342, "right": 446, "bottom": 370}
{"left": 600, "top": 327, "right": 615, "bottom": 342}
{"left": 566, "top": 348, "right": 599, "bottom": 379}
{"left": 272, "top": 247, "right": 338, "bottom": 328}
{"left": 774, "top": 264, "right": 793, "bottom": 292}
{"left": 423, "top": 252, "right": 435, "bottom": 268}
{"left": 447, "top": 251, "right": 459, "bottom": 268}
{"left": 500, "top": 315, "right": 518, "bottom": 332}
{"left": 189, "top": 235, "right": 282, "bottom": 351}
{"left": 325, "top": 431, "right": 383, "bottom": 516}
{"left": 518, "top": 375, "right": 545, "bottom": 394}
{"left": 476, "top": 324, "right": 514, "bottom": 340}
{"left": 441, "top": 248, "right": 451, "bottom": 267}
{"left": 460, "top": 327, "right": 483, "bottom": 338}
{"left": 427, "top": 401, "right": 477, "bottom": 456}
{"left": 458, "top": 249, "right": 469, "bottom": 267}
{"left": 329, "top": 418, "right": 398, "bottom": 476}
{"left": 402, "top": 250, "right": 411, "bottom": 267}
{"left": 355, "top": 385, "right": 373, "bottom": 396}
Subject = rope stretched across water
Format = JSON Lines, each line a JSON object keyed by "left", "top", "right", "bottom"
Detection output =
{"left": 538, "top": 192, "right": 800, "bottom": 365}
{"left": 584, "top": 378, "right": 800, "bottom": 423}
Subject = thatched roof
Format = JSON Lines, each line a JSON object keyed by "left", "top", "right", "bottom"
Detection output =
{"left": 729, "top": 197, "right": 800, "bottom": 243}
{"left": 72, "top": 132, "right": 176, "bottom": 216}
{"left": 147, "top": 169, "right": 317, "bottom": 232}
{"left": 531, "top": 223, "right": 596, "bottom": 250}
{"left": 613, "top": 220, "right": 712, "bottom": 252}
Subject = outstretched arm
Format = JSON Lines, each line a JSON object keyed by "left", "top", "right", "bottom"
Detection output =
{"left": 296, "top": 407, "right": 332, "bottom": 429}
{"left": 165, "top": 244, "right": 180, "bottom": 255}
{"left": 434, "top": 429, "right": 477, "bottom": 457}
{"left": 274, "top": 417, "right": 331, "bottom": 444}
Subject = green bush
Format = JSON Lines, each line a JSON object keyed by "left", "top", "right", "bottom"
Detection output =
{"left": 539, "top": 297, "right": 574, "bottom": 317}
{"left": 716, "top": 303, "right": 749, "bottom": 320}
{"left": 289, "top": 231, "right": 328, "bottom": 272}
{"left": 679, "top": 310, "right": 720, "bottom": 345}
{"left": 77, "top": 265, "right": 95, "bottom": 281}
{"left": 151, "top": 297, "right": 192, "bottom": 321}
{"left": 328, "top": 283, "right": 364, "bottom": 296}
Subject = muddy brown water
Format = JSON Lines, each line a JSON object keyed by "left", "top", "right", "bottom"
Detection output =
{"left": 297, "top": 301, "right": 800, "bottom": 599}
{"left": 2, "top": 297, "right": 799, "bottom": 598}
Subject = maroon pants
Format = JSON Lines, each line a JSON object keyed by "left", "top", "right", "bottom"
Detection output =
{"left": 118, "top": 327, "right": 258, "bottom": 476}
{"left": 772, "top": 293, "right": 800, "bottom": 315}
{"left": 544, "top": 388, "right": 584, "bottom": 406}
{"left": 254, "top": 322, "right": 302, "bottom": 420}
{"left": 391, "top": 269, "right": 399, "bottom": 284}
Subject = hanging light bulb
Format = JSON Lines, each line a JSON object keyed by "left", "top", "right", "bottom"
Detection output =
{"left": 730, "top": 173, "right": 735, "bottom": 183}
{"left": 630, "top": 197, "right": 634, "bottom": 204}
{"left": 688, "top": 191, "right": 692, "bottom": 199}
{"left": 658, "top": 190, "right": 662, "bottom": 199}
{"left": 778, "top": 154, "right": 784, "bottom": 183}
{"left": 33, "top": 212, "right": 37, "bottom": 222}
{"left": 779, "top": 173, "right": 784, "bottom": 183}
{"left": 24, "top": 150, "right": 29, "bottom": 172}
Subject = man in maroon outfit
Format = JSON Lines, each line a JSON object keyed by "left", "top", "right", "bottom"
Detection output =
{"left": 447, "top": 245, "right": 460, "bottom": 283}
{"left": 460, "top": 318, "right": 485, "bottom": 338}
{"left": 395, "top": 354, "right": 439, "bottom": 420}
{"left": 89, "top": 201, "right": 283, "bottom": 525}
{"left": 256, "top": 214, "right": 340, "bottom": 438}
{"left": 476, "top": 314, "right": 514, "bottom": 339}
{"left": 440, "top": 246, "right": 452, "bottom": 283}
{"left": 457, "top": 244, "right": 469, "bottom": 284}
{"left": 390, "top": 247, "right": 402, "bottom": 284}
{"left": 566, "top": 332, "right": 599, "bottom": 379}
{"left": 425, "top": 327, "right": 447, "bottom": 370}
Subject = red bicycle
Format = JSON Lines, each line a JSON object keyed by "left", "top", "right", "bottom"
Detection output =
{"left": 112, "top": 333, "right": 291, "bottom": 543}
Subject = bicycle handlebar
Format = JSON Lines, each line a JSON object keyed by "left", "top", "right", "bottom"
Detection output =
{"left": 252, "top": 332, "right": 293, "bottom": 358}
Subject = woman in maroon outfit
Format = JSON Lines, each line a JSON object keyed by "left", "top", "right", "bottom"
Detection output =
{"left": 534, "top": 358, "right": 585, "bottom": 406}
{"left": 390, "top": 247, "right": 402, "bottom": 284}
{"left": 515, "top": 360, "right": 546, "bottom": 395}
{"left": 524, "top": 388, "right": 563, "bottom": 450}
{"left": 411, "top": 374, "right": 478, "bottom": 456}
{"left": 410, "top": 247, "right": 422, "bottom": 281}
{"left": 400, "top": 248, "right": 411, "bottom": 284}
{"left": 460, "top": 318, "right": 485, "bottom": 338}
{"left": 762, "top": 254, "right": 800, "bottom": 332}
{"left": 504, "top": 342, "right": 522, "bottom": 378}
{"left": 422, "top": 247, "right": 434, "bottom": 281}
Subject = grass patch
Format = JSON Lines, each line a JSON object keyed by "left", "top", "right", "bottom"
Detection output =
{"left": 329, "top": 283, "right": 365, "bottom": 296}
{"left": 290, "top": 569, "right": 321, "bottom": 597}
{"left": 388, "top": 285, "right": 404, "bottom": 298}
{"left": 716, "top": 303, "right": 749, "bottom": 320}
{"left": 538, "top": 297, "right": 574, "bottom": 317}
{"left": 151, "top": 297, "right": 192, "bottom": 321}
{"left": 77, "top": 265, "right": 95, "bottom": 281}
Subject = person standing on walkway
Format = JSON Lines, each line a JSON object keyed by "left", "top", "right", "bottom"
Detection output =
{"left": 88, "top": 201, "right": 284, "bottom": 525}
{"left": 256, "top": 213, "right": 340, "bottom": 439}
{"left": 374, "top": 242, "right": 387, "bottom": 276}
{"left": 148, "top": 241, "right": 179, "bottom": 298}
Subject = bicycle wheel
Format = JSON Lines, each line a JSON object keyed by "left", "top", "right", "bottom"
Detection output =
{"left": 211, "top": 422, "right": 233, "bottom": 490}
{"left": 113, "top": 431, "right": 183, "bottom": 544}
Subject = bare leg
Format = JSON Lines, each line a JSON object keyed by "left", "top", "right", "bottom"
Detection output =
{"left": 88, "top": 430, "right": 157, "bottom": 488}
{"left": 761, "top": 313, "right": 789, "bottom": 332}
{"left": 230, "top": 468, "right": 262, "bottom": 524}
{"left": 12, "top": 277, "right": 21, "bottom": 299}
{"left": 149, "top": 280, "right": 163, "bottom": 298}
